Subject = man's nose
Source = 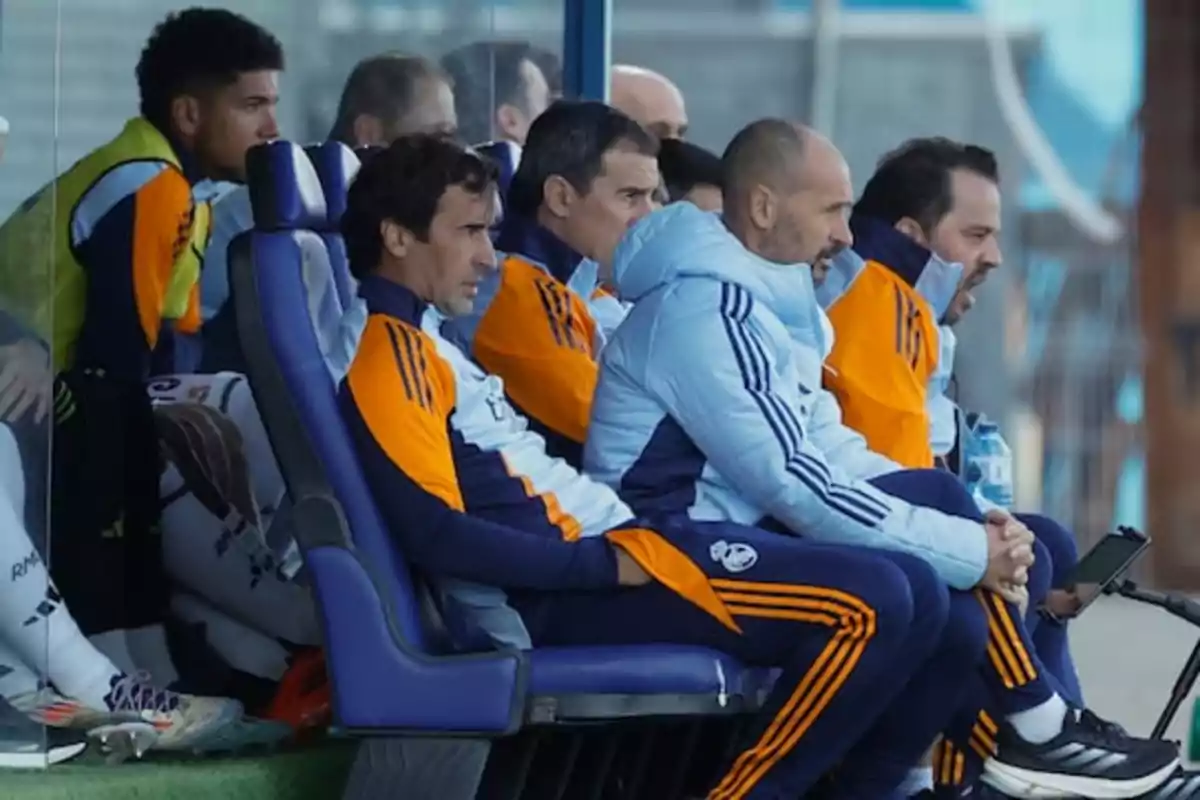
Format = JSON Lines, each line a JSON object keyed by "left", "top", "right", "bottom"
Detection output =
{"left": 634, "top": 194, "right": 657, "bottom": 221}
{"left": 260, "top": 111, "right": 281, "bottom": 140}
{"left": 984, "top": 238, "right": 1003, "bottom": 269}
{"left": 477, "top": 238, "right": 498, "bottom": 272}
{"left": 834, "top": 217, "right": 853, "bottom": 251}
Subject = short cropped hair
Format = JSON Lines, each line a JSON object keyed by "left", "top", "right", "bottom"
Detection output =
{"left": 330, "top": 54, "right": 447, "bottom": 144}
{"left": 720, "top": 118, "right": 807, "bottom": 215}
{"left": 854, "top": 137, "right": 1000, "bottom": 231}
{"left": 507, "top": 100, "right": 657, "bottom": 216}
{"left": 136, "top": 8, "right": 283, "bottom": 129}
{"left": 658, "top": 138, "right": 722, "bottom": 202}
{"left": 342, "top": 135, "right": 498, "bottom": 279}
{"left": 441, "top": 41, "right": 538, "bottom": 144}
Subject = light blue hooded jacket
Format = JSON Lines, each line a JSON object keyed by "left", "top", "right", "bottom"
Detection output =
{"left": 582, "top": 203, "right": 989, "bottom": 590}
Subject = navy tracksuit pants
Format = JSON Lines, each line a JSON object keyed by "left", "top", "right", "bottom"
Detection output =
{"left": 871, "top": 469, "right": 1083, "bottom": 793}
{"left": 513, "top": 515, "right": 984, "bottom": 800}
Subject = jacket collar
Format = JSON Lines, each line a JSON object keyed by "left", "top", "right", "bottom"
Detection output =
{"left": 837, "top": 214, "right": 964, "bottom": 320}
{"left": 132, "top": 117, "right": 205, "bottom": 186}
{"left": 495, "top": 212, "right": 583, "bottom": 284}
{"left": 357, "top": 275, "right": 427, "bottom": 327}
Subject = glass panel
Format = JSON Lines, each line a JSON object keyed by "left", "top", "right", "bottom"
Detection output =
{"left": 0, "top": 0, "right": 556, "bottom": 770}
{"left": 0, "top": 0, "right": 60, "bottom": 766}
{"left": 313, "top": 0, "right": 561, "bottom": 147}
{"left": 610, "top": 0, "right": 1142, "bottom": 545}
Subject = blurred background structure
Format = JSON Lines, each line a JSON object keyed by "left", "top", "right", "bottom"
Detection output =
{"left": 0, "top": 0, "right": 1191, "bottom": 587}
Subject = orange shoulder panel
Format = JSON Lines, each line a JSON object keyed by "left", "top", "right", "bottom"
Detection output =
{"left": 130, "top": 168, "right": 194, "bottom": 350}
{"left": 823, "top": 262, "right": 939, "bottom": 468}
{"left": 472, "top": 256, "right": 598, "bottom": 444}
{"left": 346, "top": 315, "right": 464, "bottom": 510}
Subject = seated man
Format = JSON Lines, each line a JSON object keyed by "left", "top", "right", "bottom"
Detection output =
{"left": 818, "top": 137, "right": 1090, "bottom": 793}
{"left": 0, "top": 7, "right": 282, "bottom": 739}
{"left": 610, "top": 64, "right": 688, "bottom": 141}
{"left": 446, "top": 101, "right": 660, "bottom": 466}
{"left": 658, "top": 137, "right": 723, "bottom": 212}
{"left": 200, "top": 52, "right": 457, "bottom": 375}
{"left": 440, "top": 40, "right": 552, "bottom": 150}
{"left": 338, "top": 133, "right": 998, "bottom": 800}
{"left": 583, "top": 119, "right": 1180, "bottom": 799}
{"left": 0, "top": 379, "right": 239, "bottom": 752}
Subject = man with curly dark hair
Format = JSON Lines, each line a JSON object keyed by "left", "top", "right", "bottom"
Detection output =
{"left": 0, "top": 7, "right": 285, "bottom": 754}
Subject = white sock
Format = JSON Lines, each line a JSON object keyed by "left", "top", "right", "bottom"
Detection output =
{"left": 898, "top": 765, "right": 934, "bottom": 796}
{"left": 0, "top": 425, "right": 123, "bottom": 708}
{"left": 1007, "top": 693, "right": 1069, "bottom": 744}
{"left": 87, "top": 630, "right": 138, "bottom": 676}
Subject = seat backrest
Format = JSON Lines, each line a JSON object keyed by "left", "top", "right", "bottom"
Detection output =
{"left": 235, "top": 141, "right": 429, "bottom": 652}
{"left": 304, "top": 141, "right": 360, "bottom": 307}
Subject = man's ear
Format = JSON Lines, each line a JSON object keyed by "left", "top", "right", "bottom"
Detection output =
{"left": 169, "top": 94, "right": 204, "bottom": 140}
{"left": 495, "top": 103, "right": 522, "bottom": 142}
{"left": 894, "top": 217, "right": 930, "bottom": 248}
{"left": 380, "top": 219, "right": 413, "bottom": 260}
{"left": 352, "top": 114, "right": 386, "bottom": 148}
{"left": 748, "top": 183, "right": 776, "bottom": 232}
{"left": 542, "top": 174, "right": 575, "bottom": 219}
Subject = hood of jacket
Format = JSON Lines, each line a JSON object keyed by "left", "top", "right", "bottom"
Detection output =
{"left": 612, "top": 202, "right": 819, "bottom": 332}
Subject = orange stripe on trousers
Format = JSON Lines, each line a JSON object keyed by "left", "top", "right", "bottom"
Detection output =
{"left": 706, "top": 583, "right": 875, "bottom": 800}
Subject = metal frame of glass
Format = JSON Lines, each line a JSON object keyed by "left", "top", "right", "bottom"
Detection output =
{"left": 562, "top": 0, "right": 611, "bottom": 101}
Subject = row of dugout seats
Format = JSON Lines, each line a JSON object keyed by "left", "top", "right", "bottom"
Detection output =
{"left": 226, "top": 139, "right": 773, "bottom": 799}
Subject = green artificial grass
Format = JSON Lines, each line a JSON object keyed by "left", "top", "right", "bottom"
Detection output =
{"left": 1, "top": 741, "right": 356, "bottom": 800}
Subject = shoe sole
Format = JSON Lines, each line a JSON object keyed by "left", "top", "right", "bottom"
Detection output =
{"left": 88, "top": 722, "right": 161, "bottom": 764}
{"left": 151, "top": 701, "right": 245, "bottom": 752}
{"left": 983, "top": 756, "right": 1181, "bottom": 799}
{"left": 0, "top": 740, "right": 87, "bottom": 768}
{"left": 184, "top": 717, "right": 293, "bottom": 754}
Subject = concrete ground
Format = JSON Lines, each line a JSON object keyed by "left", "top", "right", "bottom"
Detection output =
{"left": 1072, "top": 594, "right": 1200, "bottom": 757}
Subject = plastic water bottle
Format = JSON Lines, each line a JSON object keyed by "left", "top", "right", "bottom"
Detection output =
{"left": 964, "top": 420, "right": 1014, "bottom": 509}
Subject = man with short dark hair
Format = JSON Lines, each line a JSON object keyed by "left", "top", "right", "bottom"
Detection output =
{"left": 0, "top": 6, "right": 283, "bottom": 749}
{"left": 446, "top": 101, "right": 660, "bottom": 466}
{"left": 200, "top": 53, "right": 455, "bottom": 368}
{"left": 339, "top": 133, "right": 977, "bottom": 800}
{"left": 819, "top": 137, "right": 1182, "bottom": 797}
{"left": 657, "top": 138, "right": 723, "bottom": 211}
{"left": 440, "top": 40, "right": 551, "bottom": 147}
{"left": 586, "top": 120, "right": 1182, "bottom": 799}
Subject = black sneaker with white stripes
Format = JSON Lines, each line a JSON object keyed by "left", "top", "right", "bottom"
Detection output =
{"left": 1135, "top": 768, "right": 1200, "bottom": 799}
{"left": 981, "top": 709, "right": 1179, "bottom": 799}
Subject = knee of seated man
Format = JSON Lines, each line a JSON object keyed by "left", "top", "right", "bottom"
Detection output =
{"left": 1016, "top": 513, "right": 1078, "bottom": 585}
{"left": 943, "top": 590, "right": 990, "bottom": 665}
{"left": 856, "top": 550, "right": 950, "bottom": 646}
{"left": 1026, "top": 537, "right": 1054, "bottom": 607}
{"left": 874, "top": 468, "right": 981, "bottom": 520}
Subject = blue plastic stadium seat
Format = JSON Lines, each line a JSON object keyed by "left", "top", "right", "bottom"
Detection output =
{"left": 229, "top": 140, "right": 764, "bottom": 735}
{"left": 304, "top": 141, "right": 359, "bottom": 307}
